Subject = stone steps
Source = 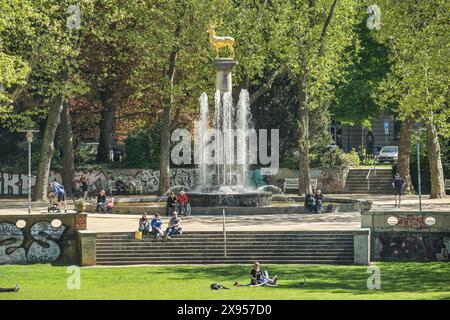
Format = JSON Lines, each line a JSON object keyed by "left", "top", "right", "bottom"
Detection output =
{"left": 345, "top": 169, "right": 393, "bottom": 194}
{"left": 95, "top": 231, "right": 355, "bottom": 265}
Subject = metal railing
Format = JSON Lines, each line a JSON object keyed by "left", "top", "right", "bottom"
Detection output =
{"left": 366, "top": 155, "right": 378, "bottom": 191}
{"left": 223, "top": 208, "right": 227, "bottom": 257}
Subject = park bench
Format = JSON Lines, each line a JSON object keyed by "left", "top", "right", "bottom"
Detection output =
{"left": 108, "top": 180, "right": 117, "bottom": 196}
{"left": 128, "top": 180, "right": 143, "bottom": 195}
{"left": 283, "top": 178, "right": 318, "bottom": 193}
{"left": 445, "top": 179, "right": 450, "bottom": 194}
{"left": 108, "top": 179, "right": 143, "bottom": 195}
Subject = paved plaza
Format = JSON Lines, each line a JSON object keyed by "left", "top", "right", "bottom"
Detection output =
{"left": 1, "top": 194, "right": 448, "bottom": 232}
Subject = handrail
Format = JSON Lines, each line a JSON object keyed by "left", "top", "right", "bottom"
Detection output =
{"left": 365, "top": 155, "right": 378, "bottom": 191}
{"left": 223, "top": 208, "right": 227, "bottom": 257}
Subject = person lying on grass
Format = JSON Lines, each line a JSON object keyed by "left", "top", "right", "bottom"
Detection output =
{"left": 234, "top": 262, "right": 278, "bottom": 287}
{"left": 0, "top": 284, "right": 19, "bottom": 293}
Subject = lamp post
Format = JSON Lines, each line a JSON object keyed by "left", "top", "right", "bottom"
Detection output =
{"left": 412, "top": 122, "right": 424, "bottom": 212}
{"left": 21, "top": 130, "right": 39, "bottom": 214}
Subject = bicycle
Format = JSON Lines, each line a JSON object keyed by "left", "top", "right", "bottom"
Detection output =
{"left": 72, "top": 184, "right": 94, "bottom": 202}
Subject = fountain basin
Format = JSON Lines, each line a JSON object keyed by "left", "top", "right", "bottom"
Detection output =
{"left": 187, "top": 191, "right": 272, "bottom": 207}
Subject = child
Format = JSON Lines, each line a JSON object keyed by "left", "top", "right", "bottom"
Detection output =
{"left": 106, "top": 197, "right": 114, "bottom": 213}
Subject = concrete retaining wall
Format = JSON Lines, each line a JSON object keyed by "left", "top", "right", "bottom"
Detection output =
{"left": 0, "top": 167, "right": 349, "bottom": 196}
{"left": 0, "top": 213, "right": 87, "bottom": 265}
{"left": 361, "top": 211, "right": 450, "bottom": 261}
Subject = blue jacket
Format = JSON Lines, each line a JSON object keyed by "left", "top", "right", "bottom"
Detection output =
{"left": 151, "top": 218, "right": 162, "bottom": 229}
{"left": 52, "top": 182, "right": 65, "bottom": 194}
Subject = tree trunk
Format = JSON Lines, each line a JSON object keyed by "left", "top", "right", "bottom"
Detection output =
{"left": 426, "top": 122, "right": 446, "bottom": 198}
{"left": 159, "top": 107, "right": 172, "bottom": 195}
{"left": 298, "top": 75, "right": 310, "bottom": 196}
{"left": 61, "top": 100, "right": 75, "bottom": 196}
{"left": 33, "top": 94, "right": 64, "bottom": 201}
{"left": 96, "top": 88, "right": 116, "bottom": 163}
{"left": 397, "top": 117, "right": 414, "bottom": 193}
{"left": 158, "top": 25, "right": 182, "bottom": 196}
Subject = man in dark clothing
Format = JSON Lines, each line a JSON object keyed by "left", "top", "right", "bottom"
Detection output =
{"left": 314, "top": 189, "right": 324, "bottom": 214}
{"left": 96, "top": 190, "right": 107, "bottom": 213}
{"left": 166, "top": 192, "right": 177, "bottom": 216}
{"left": 0, "top": 284, "right": 19, "bottom": 293}
{"left": 392, "top": 174, "right": 406, "bottom": 207}
{"left": 235, "top": 262, "right": 277, "bottom": 287}
{"left": 115, "top": 177, "right": 127, "bottom": 194}
{"left": 304, "top": 192, "right": 316, "bottom": 213}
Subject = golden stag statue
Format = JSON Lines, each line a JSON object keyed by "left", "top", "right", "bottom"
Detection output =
{"left": 207, "top": 20, "right": 235, "bottom": 58}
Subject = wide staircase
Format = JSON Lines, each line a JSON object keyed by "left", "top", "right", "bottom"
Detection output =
{"left": 95, "top": 231, "right": 355, "bottom": 265}
{"left": 345, "top": 168, "right": 393, "bottom": 194}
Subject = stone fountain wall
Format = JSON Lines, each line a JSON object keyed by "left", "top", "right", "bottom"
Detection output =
{"left": 0, "top": 167, "right": 350, "bottom": 196}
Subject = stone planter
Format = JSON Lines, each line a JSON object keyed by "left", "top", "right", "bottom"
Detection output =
{"left": 75, "top": 201, "right": 87, "bottom": 213}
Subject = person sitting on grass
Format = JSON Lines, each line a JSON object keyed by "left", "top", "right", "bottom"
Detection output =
{"left": 138, "top": 212, "right": 150, "bottom": 235}
{"left": 105, "top": 197, "right": 114, "bottom": 213}
{"left": 0, "top": 284, "right": 19, "bottom": 293}
{"left": 234, "top": 262, "right": 278, "bottom": 287}
{"left": 151, "top": 212, "right": 164, "bottom": 239}
{"left": 164, "top": 211, "right": 182, "bottom": 239}
{"left": 96, "top": 190, "right": 107, "bottom": 213}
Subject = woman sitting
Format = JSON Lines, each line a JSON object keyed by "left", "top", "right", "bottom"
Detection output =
{"left": 96, "top": 190, "right": 107, "bottom": 213}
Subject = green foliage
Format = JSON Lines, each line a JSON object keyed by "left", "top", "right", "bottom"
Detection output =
{"left": 375, "top": 0, "right": 449, "bottom": 136}
{"left": 124, "top": 126, "right": 160, "bottom": 168}
{"left": 311, "top": 148, "right": 360, "bottom": 169}
{"left": 331, "top": 18, "right": 391, "bottom": 125}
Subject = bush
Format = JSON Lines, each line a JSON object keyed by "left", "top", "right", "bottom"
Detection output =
{"left": 310, "top": 147, "right": 359, "bottom": 168}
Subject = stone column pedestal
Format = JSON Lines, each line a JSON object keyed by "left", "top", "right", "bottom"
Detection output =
{"left": 78, "top": 231, "right": 96, "bottom": 266}
{"left": 213, "top": 58, "right": 237, "bottom": 93}
{"left": 353, "top": 229, "right": 371, "bottom": 265}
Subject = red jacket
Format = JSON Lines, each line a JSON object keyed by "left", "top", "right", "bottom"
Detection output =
{"left": 177, "top": 194, "right": 188, "bottom": 204}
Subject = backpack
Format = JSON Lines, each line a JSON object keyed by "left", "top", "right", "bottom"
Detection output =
{"left": 210, "top": 283, "right": 229, "bottom": 290}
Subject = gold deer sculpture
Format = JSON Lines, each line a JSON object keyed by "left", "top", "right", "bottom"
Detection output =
{"left": 207, "top": 20, "right": 235, "bottom": 58}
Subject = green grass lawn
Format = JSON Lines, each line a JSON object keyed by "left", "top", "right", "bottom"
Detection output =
{"left": 0, "top": 262, "right": 449, "bottom": 300}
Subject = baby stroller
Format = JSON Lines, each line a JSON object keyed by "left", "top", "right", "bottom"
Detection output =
{"left": 47, "top": 194, "right": 59, "bottom": 213}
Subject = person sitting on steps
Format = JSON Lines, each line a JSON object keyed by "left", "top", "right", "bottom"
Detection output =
{"left": 115, "top": 177, "right": 127, "bottom": 195}
{"left": 96, "top": 190, "right": 107, "bottom": 213}
{"left": 138, "top": 212, "right": 150, "bottom": 235}
{"left": 164, "top": 211, "right": 182, "bottom": 239}
{"left": 304, "top": 190, "right": 316, "bottom": 213}
{"left": 314, "top": 189, "right": 324, "bottom": 214}
{"left": 151, "top": 212, "right": 164, "bottom": 239}
{"left": 105, "top": 197, "right": 114, "bottom": 213}
{"left": 166, "top": 192, "right": 177, "bottom": 216}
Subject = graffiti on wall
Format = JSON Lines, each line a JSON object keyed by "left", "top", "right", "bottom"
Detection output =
{"left": 1, "top": 168, "right": 272, "bottom": 195}
{"left": 0, "top": 173, "right": 36, "bottom": 195}
{"left": 0, "top": 222, "right": 67, "bottom": 264}
{"left": 377, "top": 233, "right": 450, "bottom": 261}
{"left": 395, "top": 215, "right": 428, "bottom": 229}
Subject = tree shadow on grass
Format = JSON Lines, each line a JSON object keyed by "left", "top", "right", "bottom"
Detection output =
{"left": 151, "top": 263, "right": 450, "bottom": 295}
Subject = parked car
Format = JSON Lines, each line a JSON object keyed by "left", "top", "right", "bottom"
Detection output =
{"left": 377, "top": 146, "right": 398, "bottom": 163}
